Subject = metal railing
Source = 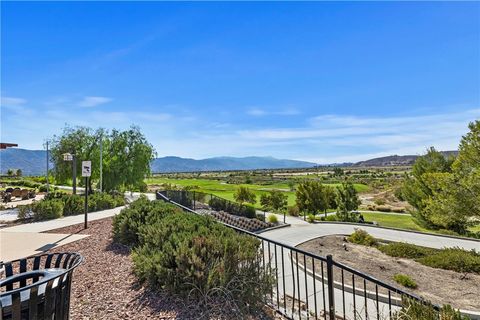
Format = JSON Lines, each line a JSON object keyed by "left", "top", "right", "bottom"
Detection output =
{"left": 156, "top": 191, "right": 428, "bottom": 320}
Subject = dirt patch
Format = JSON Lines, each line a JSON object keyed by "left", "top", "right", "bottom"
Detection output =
{"left": 297, "top": 235, "right": 480, "bottom": 311}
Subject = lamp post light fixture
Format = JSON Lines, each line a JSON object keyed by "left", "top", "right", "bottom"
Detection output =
{"left": 63, "top": 152, "right": 77, "bottom": 194}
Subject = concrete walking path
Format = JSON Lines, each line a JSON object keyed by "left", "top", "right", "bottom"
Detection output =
{"left": 259, "top": 218, "right": 480, "bottom": 319}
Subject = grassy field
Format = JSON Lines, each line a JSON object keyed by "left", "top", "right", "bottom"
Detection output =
{"left": 361, "top": 212, "right": 480, "bottom": 235}
{"left": 361, "top": 212, "right": 428, "bottom": 232}
{"left": 146, "top": 177, "right": 369, "bottom": 208}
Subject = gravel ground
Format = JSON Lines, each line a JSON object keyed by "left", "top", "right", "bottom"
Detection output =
{"left": 44, "top": 217, "right": 283, "bottom": 319}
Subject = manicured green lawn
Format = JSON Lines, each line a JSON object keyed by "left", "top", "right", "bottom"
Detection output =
{"left": 360, "top": 212, "right": 428, "bottom": 232}
{"left": 361, "top": 212, "right": 480, "bottom": 236}
{"left": 145, "top": 177, "right": 368, "bottom": 208}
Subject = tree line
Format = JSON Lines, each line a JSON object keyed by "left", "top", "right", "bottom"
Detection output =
{"left": 233, "top": 179, "right": 361, "bottom": 221}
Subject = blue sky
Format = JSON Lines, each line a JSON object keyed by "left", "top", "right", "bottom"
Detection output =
{"left": 1, "top": 2, "right": 479, "bottom": 163}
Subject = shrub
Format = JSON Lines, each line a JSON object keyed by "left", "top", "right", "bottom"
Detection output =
{"left": 112, "top": 196, "right": 182, "bottom": 246}
{"left": 38, "top": 185, "right": 48, "bottom": 192}
{"left": 394, "top": 298, "right": 468, "bottom": 320}
{"left": 417, "top": 247, "right": 480, "bottom": 274}
{"left": 347, "top": 229, "right": 377, "bottom": 246}
{"left": 256, "top": 213, "right": 266, "bottom": 222}
{"left": 267, "top": 214, "right": 278, "bottom": 224}
{"left": 44, "top": 190, "right": 66, "bottom": 200}
{"left": 325, "top": 214, "right": 338, "bottom": 221}
{"left": 208, "top": 196, "right": 256, "bottom": 218}
{"left": 378, "top": 242, "right": 436, "bottom": 259}
{"left": 288, "top": 205, "right": 300, "bottom": 217}
{"left": 87, "top": 192, "right": 125, "bottom": 212}
{"left": 62, "top": 195, "right": 84, "bottom": 216}
{"left": 393, "top": 274, "right": 417, "bottom": 289}
{"left": 132, "top": 211, "right": 272, "bottom": 312}
{"left": 374, "top": 197, "right": 386, "bottom": 206}
{"left": 306, "top": 214, "right": 315, "bottom": 223}
{"left": 32, "top": 199, "right": 63, "bottom": 220}
{"left": 17, "top": 204, "right": 34, "bottom": 220}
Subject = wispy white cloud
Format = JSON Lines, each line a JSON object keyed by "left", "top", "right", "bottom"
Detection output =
{"left": 246, "top": 107, "right": 300, "bottom": 117}
{"left": 1, "top": 96, "right": 26, "bottom": 106}
{"left": 78, "top": 96, "right": 112, "bottom": 108}
{"left": 158, "top": 108, "right": 478, "bottom": 163}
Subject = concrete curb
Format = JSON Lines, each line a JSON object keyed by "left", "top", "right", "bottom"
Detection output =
{"left": 312, "top": 221, "right": 480, "bottom": 243}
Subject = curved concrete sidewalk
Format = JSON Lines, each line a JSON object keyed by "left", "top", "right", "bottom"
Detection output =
{"left": 259, "top": 217, "right": 480, "bottom": 319}
{"left": 265, "top": 214, "right": 480, "bottom": 251}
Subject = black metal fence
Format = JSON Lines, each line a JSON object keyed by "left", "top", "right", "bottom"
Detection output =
{"left": 156, "top": 191, "right": 428, "bottom": 320}
{"left": 157, "top": 190, "right": 257, "bottom": 218}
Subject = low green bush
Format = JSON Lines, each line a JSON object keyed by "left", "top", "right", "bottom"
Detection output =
{"left": 306, "top": 214, "right": 315, "bottom": 223}
{"left": 112, "top": 196, "right": 182, "bottom": 246}
{"left": 393, "top": 274, "right": 417, "bottom": 289}
{"left": 347, "top": 229, "right": 377, "bottom": 246}
{"left": 418, "top": 247, "right": 480, "bottom": 274}
{"left": 208, "top": 196, "right": 256, "bottom": 218}
{"left": 378, "top": 242, "right": 436, "bottom": 259}
{"left": 287, "top": 205, "right": 300, "bottom": 217}
{"left": 132, "top": 210, "right": 272, "bottom": 312}
{"left": 267, "top": 214, "right": 278, "bottom": 224}
{"left": 256, "top": 213, "right": 266, "bottom": 222}
{"left": 325, "top": 214, "right": 338, "bottom": 221}
{"left": 394, "top": 298, "right": 468, "bottom": 320}
{"left": 379, "top": 242, "right": 480, "bottom": 274}
{"left": 32, "top": 199, "right": 63, "bottom": 220}
{"left": 62, "top": 195, "right": 84, "bottom": 216}
{"left": 17, "top": 204, "right": 34, "bottom": 220}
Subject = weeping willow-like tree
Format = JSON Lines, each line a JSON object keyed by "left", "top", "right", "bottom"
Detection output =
{"left": 50, "top": 125, "right": 156, "bottom": 192}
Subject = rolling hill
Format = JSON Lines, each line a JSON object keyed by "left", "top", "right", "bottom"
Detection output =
{"left": 353, "top": 151, "right": 458, "bottom": 167}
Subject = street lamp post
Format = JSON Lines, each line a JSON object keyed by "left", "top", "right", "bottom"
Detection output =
{"left": 63, "top": 153, "right": 77, "bottom": 194}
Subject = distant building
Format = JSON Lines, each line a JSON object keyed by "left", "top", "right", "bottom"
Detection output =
{"left": 0, "top": 143, "right": 18, "bottom": 149}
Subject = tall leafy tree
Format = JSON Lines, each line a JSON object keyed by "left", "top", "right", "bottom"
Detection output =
{"left": 336, "top": 181, "right": 360, "bottom": 222}
{"left": 233, "top": 186, "right": 256, "bottom": 205}
{"left": 50, "top": 126, "right": 104, "bottom": 189}
{"left": 260, "top": 190, "right": 288, "bottom": 213}
{"left": 296, "top": 180, "right": 329, "bottom": 216}
{"left": 103, "top": 126, "right": 156, "bottom": 192}
{"left": 50, "top": 125, "right": 155, "bottom": 192}
{"left": 402, "top": 147, "right": 453, "bottom": 212}
{"left": 402, "top": 121, "right": 480, "bottom": 233}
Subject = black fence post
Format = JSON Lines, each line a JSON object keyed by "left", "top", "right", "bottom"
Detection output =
{"left": 193, "top": 191, "right": 196, "bottom": 211}
{"left": 327, "top": 255, "right": 335, "bottom": 320}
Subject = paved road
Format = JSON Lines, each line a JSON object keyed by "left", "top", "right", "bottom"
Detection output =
{"left": 262, "top": 217, "right": 480, "bottom": 251}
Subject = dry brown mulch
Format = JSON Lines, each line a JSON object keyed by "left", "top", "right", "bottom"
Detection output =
{"left": 44, "top": 217, "right": 283, "bottom": 320}
{"left": 298, "top": 235, "right": 480, "bottom": 311}
{"left": 43, "top": 217, "right": 197, "bottom": 319}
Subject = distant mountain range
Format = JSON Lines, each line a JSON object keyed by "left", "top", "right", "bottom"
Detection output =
{"left": 0, "top": 148, "right": 52, "bottom": 176}
{"left": 0, "top": 149, "right": 317, "bottom": 175}
{"left": 0, "top": 148, "right": 458, "bottom": 176}
{"left": 150, "top": 156, "right": 317, "bottom": 173}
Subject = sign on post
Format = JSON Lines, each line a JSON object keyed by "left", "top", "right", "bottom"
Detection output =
{"left": 82, "top": 160, "right": 91, "bottom": 229}
{"left": 82, "top": 161, "right": 91, "bottom": 177}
